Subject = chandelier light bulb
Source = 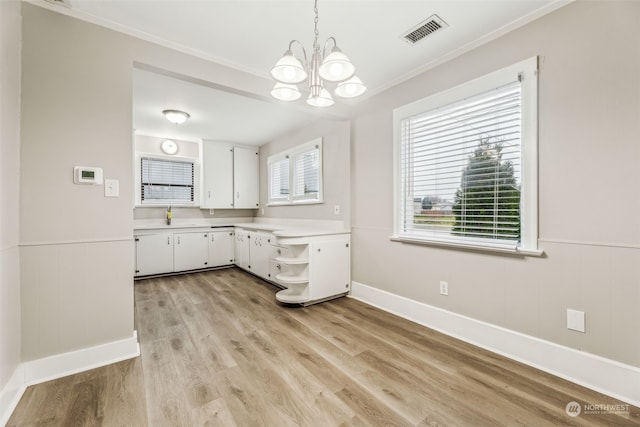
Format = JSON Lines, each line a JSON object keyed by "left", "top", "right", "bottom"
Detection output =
{"left": 270, "top": 50, "right": 307, "bottom": 84}
{"left": 318, "top": 47, "right": 355, "bottom": 82}
{"left": 306, "top": 87, "right": 334, "bottom": 107}
{"left": 334, "top": 75, "right": 367, "bottom": 98}
{"left": 271, "top": 82, "right": 302, "bottom": 101}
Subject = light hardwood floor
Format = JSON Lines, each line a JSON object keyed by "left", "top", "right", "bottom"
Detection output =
{"left": 8, "top": 267, "right": 640, "bottom": 426}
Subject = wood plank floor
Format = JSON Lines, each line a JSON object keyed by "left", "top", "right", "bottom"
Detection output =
{"left": 8, "top": 267, "right": 640, "bottom": 426}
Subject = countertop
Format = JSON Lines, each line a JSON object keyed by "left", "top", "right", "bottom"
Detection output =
{"left": 133, "top": 221, "right": 350, "bottom": 237}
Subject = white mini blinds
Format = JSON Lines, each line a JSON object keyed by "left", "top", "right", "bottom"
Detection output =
{"left": 268, "top": 138, "right": 323, "bottom": 205}
{"left": 393, "top": 57, "right": 538, "bottom": 253}
{"left": 269, "top": 156, "right": 290, "bottom": 202}
{"left": 141, "top": 157, "right": 195, "bottom": 204}
{"left": 293, "top": 145, "right": 320, "bottom": 201}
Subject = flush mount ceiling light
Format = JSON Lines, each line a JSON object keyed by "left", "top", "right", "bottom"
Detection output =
{"left": 270, "top": 0, "right": 366, "bottom": 107}
{"left": 161, "top": 139, "right": 178, "bottom": 155}
{"left": 162, "top": 109, "right": 190, "bottom": 125}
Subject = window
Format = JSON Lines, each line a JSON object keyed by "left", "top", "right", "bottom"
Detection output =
{"left": 268, "top": 155, "right": 290, "bottom": 203}
{"left": 393, "top": 57, "right": 539, "bottom": 254}
{"left": 140, "top": 157, "right": 195, "bottom": 205}
{"left": 268, "top": 138, "right": 323, "bottom": 205}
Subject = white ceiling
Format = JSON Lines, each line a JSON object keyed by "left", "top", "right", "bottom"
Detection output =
{"left": 133, "top": 67, "right": 320, "bottom": 145}
{"left": 39, "top": 0, "right": 568, "bottom": 145}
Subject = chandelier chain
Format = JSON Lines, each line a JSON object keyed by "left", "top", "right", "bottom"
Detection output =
{"left": 313, "top": 0, "right": 320, "bottom": 49}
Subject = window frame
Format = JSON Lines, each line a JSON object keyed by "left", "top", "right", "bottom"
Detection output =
{"left": 267, "top": 153, "right": 291, "bottom": 204}
{"left": 135, "top": 153, "right": 200, "bottom": 207}
{"left": 267, "top": 138, "right": 323, "bottom": 206}
{"left": 392, "top": 57, "right": 540, "bottom": 255}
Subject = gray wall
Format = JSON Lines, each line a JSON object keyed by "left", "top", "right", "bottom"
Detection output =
{"left": 16, "top": 0, "right": 639, "bottom": 379}
{"left": 351, "top": 0, "right": 640, "bottom": 367}
{"left": 0, "top": 0, "right": 22, "bottom": 398}
{"left": 20, "top": 2, "right": 273, "bottom": 360}
{"left": 259, "top": 119, "right": 351, "bottom": 227}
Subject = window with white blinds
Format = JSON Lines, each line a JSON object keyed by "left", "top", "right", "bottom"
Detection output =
{"left": 268, "top": 155, "right": 290, "bottom": 202}
{"left": 141, "top": 157, "right": 195, "bottom": 204}
{"left": 267, "top": 138, "right": 323, "bottom": 205}
{"left": 393, "top": 57, "right": 539, "bottom": 253}
{"left": 292, "top": 144, "right": 320, "bottom": 201}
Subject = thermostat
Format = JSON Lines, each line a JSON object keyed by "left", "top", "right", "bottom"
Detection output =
{"left": 74, "top": 166, "right": 103, "bottom": 185}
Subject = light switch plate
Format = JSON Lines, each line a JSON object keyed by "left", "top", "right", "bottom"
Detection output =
{"left": 104, "top": 179, "right": 119, "bottom": 197}
{"left": 567, "top": 308, "right": 585, "bottom": 333}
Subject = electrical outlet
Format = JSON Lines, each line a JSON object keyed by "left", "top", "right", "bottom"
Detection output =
{"left": 439, "top": 281, "right": 449, "bottom": 296}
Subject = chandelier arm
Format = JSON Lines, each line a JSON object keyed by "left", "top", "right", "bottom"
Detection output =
{"left": 287, "top": 39, "right": 308, "bottom": 65}
{"left": 322, "top": 36, "right": 337, "bottom": 58}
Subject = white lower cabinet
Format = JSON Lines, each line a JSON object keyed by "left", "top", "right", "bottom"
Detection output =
{"left": 209, "top": 228, "right": 235, "bottom": 267}
{"left": 234, "top": 229, "right": 250, "bottom": 270}
{"left": 174, "top": 231, "right": 209, "bottom": 272}
{"left": 135, "top": 227, "right": 233, "bottom": 277}
{"left": 250, "top": 231, "right": 271, "bottom": 280}
{"left": 135, "top": 233, "right": 174, "bottom": 276}
{"left": 275, "top": 233, "right": 351, "bottom": 305}
{"left": 233, "top": 228, "right": 274, "bottom": 281}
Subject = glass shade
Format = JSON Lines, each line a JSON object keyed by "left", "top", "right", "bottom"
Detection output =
{"left": 162, "top": 109, "right": 190, "bottom": 125}
{"left": 306, "top": 87, "right": 334, "bottom": 107}
{"left": 271, "top": 82, "right": 302, "bottom": 101}
{"left": 318, "top": 48, "right": 355, "bottom": 82}
{"left": 334, "top": 75, "right": 367, "bottom": 98}
{"left": 270, "top": 50, "right": 307, "bottom": 84}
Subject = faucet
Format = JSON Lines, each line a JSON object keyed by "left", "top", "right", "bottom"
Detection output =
{"left": 166, "top": 205, "right": 172, "bottom": 225}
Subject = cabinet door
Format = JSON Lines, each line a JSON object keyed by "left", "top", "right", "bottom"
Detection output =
{"left": 250, "top": 232, "right": 271, "bottom": 279}
{"left": 209, "top": 229, "right": 235, "bottom": 267}
{"left": 308, "top": 239, "right": 351, "bottom": 301}
{"left": 174, "top": 232, "right": 209, "bottom": 272}
{"left": 233, "top": 146, "right": 259, "bottom": 209}
{"left": 135, "top": 233, "right": 174, "bottom": 276}
{"left": 202, "top": 141, "right": 234, "bottom": 209}
{"left": 234, "top": 229, "right": 250, "bottom": 270}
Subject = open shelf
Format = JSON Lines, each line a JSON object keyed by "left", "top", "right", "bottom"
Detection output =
{"left": 276, "top": 288, "right": 309, "bottom": 304}
{"left": 275, "top": 256, "right": 308, "bottom": 265}
{"left": 275, "top": 272, "right": 308, "bottom": 285}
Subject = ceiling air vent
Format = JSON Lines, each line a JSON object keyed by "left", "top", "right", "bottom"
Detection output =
{"left": 402, "top": 14, "right": 448, "bottom": 45}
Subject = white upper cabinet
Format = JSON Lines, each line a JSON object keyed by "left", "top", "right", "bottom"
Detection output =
{"left": 202, "top": 141, "right": 258, "bottom": 209}
{"left": 202, "top": 142, "right": 234, "bottom": 209}
{"left": 233, "top": 146, "right": 259, "bottom": 209}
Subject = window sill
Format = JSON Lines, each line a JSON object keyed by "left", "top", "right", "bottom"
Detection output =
{"left": 136, "top": 204, "right": 199, "bottom": 208}
{"left": 267, "top": 200, "right": 324, "bottom": 207}
{"left": 389, "top": 235, "right": 544, "bottom": 257}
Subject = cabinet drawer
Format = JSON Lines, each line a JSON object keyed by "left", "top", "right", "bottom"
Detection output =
{"left": 269, "top": 259, "right": 288, "bottom": 282}
{"left": 270, "top": 245, "right": 290, "bottom": 260}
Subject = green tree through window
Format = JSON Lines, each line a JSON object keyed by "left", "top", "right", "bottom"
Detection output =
{"left": 452, "top": 139, "right": 520, "bottom": 240}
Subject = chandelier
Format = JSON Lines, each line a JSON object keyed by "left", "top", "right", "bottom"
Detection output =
{"left": 270, "top": 0, "right": 366, "bottom": 107}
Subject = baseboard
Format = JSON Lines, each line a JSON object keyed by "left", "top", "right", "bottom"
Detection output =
{"left": 0, "top": 331, "right": 139, "bottom": 426}
{"left": 0, "top": 364, "right": 25, "bottom": 427}
{"left": 350, "top": 281, "right": 640, "bottom": 408}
